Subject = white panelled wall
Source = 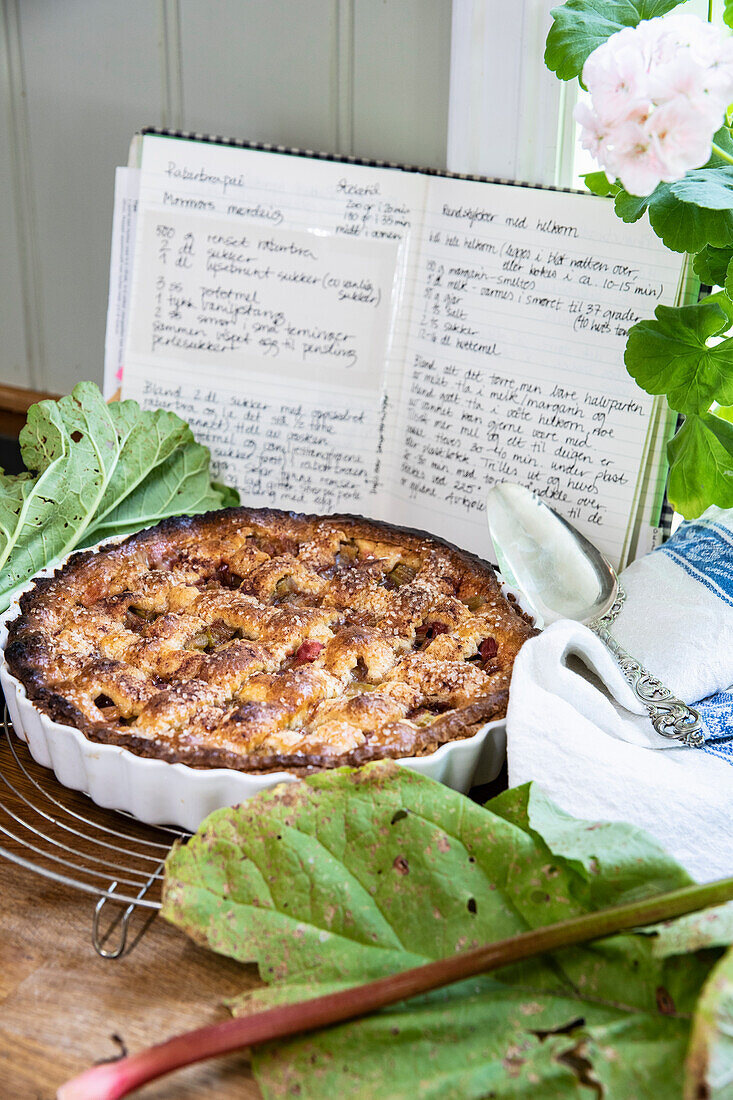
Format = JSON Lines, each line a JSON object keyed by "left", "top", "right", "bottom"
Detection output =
{"left": 0, "top": 0, "right": 452, "bottom": 392}
{"left": 1, "top": 1, "right": 580, "bottom": 394}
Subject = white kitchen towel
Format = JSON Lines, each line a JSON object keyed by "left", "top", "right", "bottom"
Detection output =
{"left": 506, "top": 506, "right": 733, "bottom": 882}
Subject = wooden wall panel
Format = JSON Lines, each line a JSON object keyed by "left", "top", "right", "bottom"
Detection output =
{"left": 178, "top": 0, "right": 339, "bottom": 150}
{"left": 0, "top": 0, "right": 453, "bottom": 396}
{"left": 0, "top": 1, "right": 32, "bottom": 388}
{"left": 11, "top": 0, "right": 163, "bottom": 393}
{"left": 353, "top": 0, "right": 451, "bottom": 169}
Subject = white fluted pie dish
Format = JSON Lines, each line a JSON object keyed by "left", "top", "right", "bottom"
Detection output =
{"left": 0, "top": 538, "right": 514, "bottom": 831}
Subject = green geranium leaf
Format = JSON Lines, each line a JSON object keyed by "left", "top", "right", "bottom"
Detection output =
{"left": 725, "top": 0, "right": 733, "bottom": 30}
{"left": 693, "top": 246, "right": 733, "bottom": 289}
{"left": 685, "top": 947, "right": 733, "bottom": 1098}
{"left": 667, "top": 413, "right": 733, "bottom": 518}
{"left": 614, "top": 187, "right": 652, "bottom": 223}
{"left": 614, "top": 141, "right": 733, "bottom": 252}
{"left": 705, "top": 289, "right": 733, "bottom": 329}
{"left": 706, "top": 125, "right": 733, "bottom": 165}
{"left": 545, "top": 0, "right": 687, "bottom": 82}
{"left": 625, "top": 301, "right": 733, "bottom": 414}
{"left": 714, "top": 404, "right": 733, "bottom": 424}
{"left": 669, "top": 168, "right": 733, "bottom": 210}
{"left": 163, "top": 762, "right": 728, "bottom": 1100}
{"left": 703, "top": 407, "right": 733, "bottom": 453}
{"left": 614, "top": 130, "right": 733, "bottom": 249}
{"left": 616, "top": 185, "right": 733, "bottom": 253}
{"left": 582, "top": 170, "right": 619, "bottom": 197}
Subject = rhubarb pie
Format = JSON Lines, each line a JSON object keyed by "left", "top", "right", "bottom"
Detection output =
{"left": 5, "top": 509, "right": 536, "bottom": 773}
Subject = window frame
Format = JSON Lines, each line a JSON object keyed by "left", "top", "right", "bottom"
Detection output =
{"left": 447, "top": 0, "right": 578, "bottom": 187}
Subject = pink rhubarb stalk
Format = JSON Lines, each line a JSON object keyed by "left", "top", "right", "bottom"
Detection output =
{"left": 58, "top": 875, "right": 733, "bottom": 1100}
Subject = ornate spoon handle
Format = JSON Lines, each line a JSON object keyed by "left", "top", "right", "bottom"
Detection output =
{"left": 588, "top": 586, "right": 704, "bottom": 748}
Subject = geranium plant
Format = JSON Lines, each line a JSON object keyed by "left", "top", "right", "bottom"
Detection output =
{"left": 546, "top": 0, "right": 733, "bottom": 517}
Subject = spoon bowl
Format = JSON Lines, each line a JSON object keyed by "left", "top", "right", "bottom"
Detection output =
{"left": 486, "top": 482, "right": 704, "bottom": 748}
{"left": 486, "top": 482, "right": 617, "bottom": 628}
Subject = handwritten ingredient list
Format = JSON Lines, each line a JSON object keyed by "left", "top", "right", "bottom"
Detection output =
{"left": 116, "top": 135, "right": 685, "bottom": 566}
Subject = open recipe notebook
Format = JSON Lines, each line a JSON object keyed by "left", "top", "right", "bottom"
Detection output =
{"left": 105, "top": 130, "right": 691, "bottom": 570}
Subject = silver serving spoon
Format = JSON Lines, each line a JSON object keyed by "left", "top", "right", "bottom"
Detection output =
{"left": 486, "top": 482, "right": 704, "bottom": 748}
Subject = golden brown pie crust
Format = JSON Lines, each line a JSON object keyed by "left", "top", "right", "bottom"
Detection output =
{"left": 5, "top": 508, "right": 536, "bottom": 773}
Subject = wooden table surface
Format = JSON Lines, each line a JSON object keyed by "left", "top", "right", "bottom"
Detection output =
{"left": 0, "top": 717, "right": 506, "bottom": 1099}
{"left": 0, "top": 726, "right": 263, "bottom": 1100}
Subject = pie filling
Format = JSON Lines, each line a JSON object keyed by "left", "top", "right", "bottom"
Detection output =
{"left": 5, "top": 508, "right": 536, "bottom": 773}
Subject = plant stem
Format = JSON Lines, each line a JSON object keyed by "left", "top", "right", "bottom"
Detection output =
{"left": 57, "top": 875, "right": 733, "bottom": 1100}
{"left": 712, "top": 141, "right": 733, "bottom": 165}
{"left": 709, "top": 0, "right": 714, "bottom": 23}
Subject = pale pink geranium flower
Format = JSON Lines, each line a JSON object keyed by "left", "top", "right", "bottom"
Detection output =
{"left": 574, "top": 100, "right": 609, "bottom": 159}
{"left": 649, "top": 52, "right": 726, "bottom": 127}
{"left": 581, "top": 28, "right": 651, "bottom": 125}
{"left": 647, "top": 98, "right": 719, "bottom": 179}
{"left": 575, "top": 12, "right": 733, "bottom": 195}
{"left": 603, "top": 119, "right": 668, "bottom": 196}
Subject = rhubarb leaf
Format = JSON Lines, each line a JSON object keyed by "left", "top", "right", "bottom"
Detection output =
{"left": 544, "top": 0, "right": 685, "bottom": 82}
{"left": 80, "top": 442, "right": 224, "bottom": 545}
{"left": 81, "top": 400, "right": 193, "bottom": 534}
{"left": 0, "top": 382, "right": 236, "bottom": 610}
{"left": 685, "top": 947, "right": 733, "bottom": 1099}
{"left": 652, "top": 904, "right": 733, "bottom": 959}
{"left": 163, "top": 762, "right": 727, "bottom": 1100}
{"left": 624, "top": 301, "right": 733, "bottom": 415}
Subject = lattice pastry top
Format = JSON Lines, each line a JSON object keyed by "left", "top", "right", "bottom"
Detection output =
{"left": 5, "top": 508, "right": 536, "bottom": 772}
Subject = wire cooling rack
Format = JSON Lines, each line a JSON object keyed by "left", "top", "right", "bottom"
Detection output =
{"left": 0, "top": 706, "right": 188, "bottom": 958}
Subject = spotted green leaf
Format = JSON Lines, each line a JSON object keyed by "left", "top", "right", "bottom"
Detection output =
{"left": 163, "top": 762, "right": 727, "bottom": 1100}
{"left": 685, "top": 947, "right": 733, "bottom": 1098}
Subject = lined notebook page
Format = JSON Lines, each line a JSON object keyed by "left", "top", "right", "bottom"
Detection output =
{"left": 121, "top": 135, "right": 426, "bottom": 515}
{"left": 385, "top": 175, "right": 684, "bottom": 566}
{"left": 117, "top": 135, "right": 686, "bottom": 567}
